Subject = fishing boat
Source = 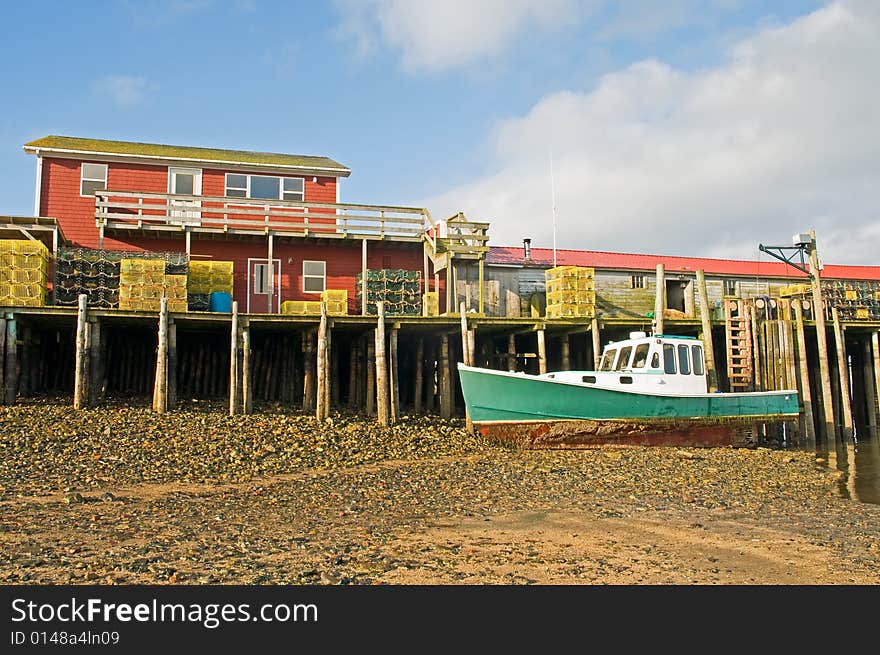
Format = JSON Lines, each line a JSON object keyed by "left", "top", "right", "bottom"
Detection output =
{"left": 457, "top": 332, "right": 799, "bottom": 447}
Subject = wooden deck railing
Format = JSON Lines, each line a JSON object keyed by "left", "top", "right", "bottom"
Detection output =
{"left": 95, "top": 191, "right": 436, "bottom": 243}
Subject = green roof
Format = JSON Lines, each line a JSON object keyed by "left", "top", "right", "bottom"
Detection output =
{"left": 23, "top": 135, "right": 350, "bottom": 176}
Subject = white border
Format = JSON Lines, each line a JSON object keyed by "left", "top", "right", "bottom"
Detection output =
{"left": 79, "top": 162, "right": 108, "bottom": 198}
{"left": 302, "top": 259, "right": 326, "bottom": 294}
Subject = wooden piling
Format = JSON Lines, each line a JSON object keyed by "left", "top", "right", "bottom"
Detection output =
{"left": 591, "top": 318, "right": 601, "bottom": 369}
{"left": 459, "top": 302, "right": 471, "bottom": 365}
{"left": 316, "top": 303, "right": 328, "bottom": 421}
{"left": 152, "top": 298, "right": 169, "bottom": 414}
{"left": 3, "top": 315, "right": 16, "bottom": 405}
{"left": 871, "top": 332, "right": 880, "bottom": 439}
{"left": 389, "top": 327, "right": 399, "bottom": 424}
{"left": 73, "top": 294, "right": 88, "bottom": 410}
{"left": 809, "top": 235, "right": 835, "bottom": 441}
{"left": 88, "top": 319, "right": 102, "bottom": 407}
{"left": 440, "top": 334, "right": 452, "bottom": 418}
{"left": 561, "top": 334, "right": 571, "bottom": 371}
{"left": 375, "top": 302, "right": 389, "bottom": 426}
{"left": 366, "top": 336, "right": 375, "bottom": 416}
{"left": 414, "top": 337, "right": 424, "bottom": 413}
{"left": 832, "top": 307, "right": 854, "bottom": 440}
{"left": 537, "top": 328, "right": 547, "bottom": 375}
{"left": 695, "top": 270, "right": 718, "bottom": 392}
{"left": 242, "top": 323, "right": 252, "bottom": 413}
{"left": 507, "top": 334, "right": 516, "bottom": 372}
{"left": 653, "top": 264, "right": 665, "bottom": 336}
{"left": 302, "top": 329, "right": 316, "bottom": 412}
{"left": 862, "top": 336, "right": 877, "bottom": 436}
{"left": 348, "top": 342, "right": 359, "bottom": 409}
{"left": 749, "top": 304, "right": 762, "bottom": 391}
{"left": 167, "top": 320, "right": 177, "bottom": 409}
{"left": 0, "top": 317, "right": 6, "bottom": 403}
{"left": 424, "top": 340, "right": 436, "bottom": 413}
{"left": 793, "top": 301, "right": 816, "bottom": 446}
{"left": 330, "top": 332, "right": 340, "bottom": 407}
{"left": 325, "top": 323, "right": 333, "bottom": 411}
{"left": 20, "top": 326, "right": 31, "bottom": 396}
{"left": 229, "top": 301, "right": 240, "bottom": 416}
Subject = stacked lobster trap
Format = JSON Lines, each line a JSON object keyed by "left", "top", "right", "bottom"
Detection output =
{"left": 356, "top": 269, "right": 422, "bottom": 316}
{"left": 544, "top": 266, "right": 596, "bottom": 319}
{"left": 0, "top": 239, "right": 49, "bottom": 307}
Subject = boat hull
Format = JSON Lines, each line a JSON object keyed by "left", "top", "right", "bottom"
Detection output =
{"left": 457, "top": 365, "right": 799, "bottom": 448}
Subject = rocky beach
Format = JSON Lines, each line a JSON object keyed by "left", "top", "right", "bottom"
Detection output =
{"left": 1, "top": 398, "right": 878, "bottom": 585}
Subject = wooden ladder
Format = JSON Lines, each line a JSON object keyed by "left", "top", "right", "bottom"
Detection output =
{"left": 725, "top": 298, "right": 753, "bottom": 391}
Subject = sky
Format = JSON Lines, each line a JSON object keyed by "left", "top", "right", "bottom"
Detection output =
{"left": 2, "top": 0, "right": 877, "bottom": 265}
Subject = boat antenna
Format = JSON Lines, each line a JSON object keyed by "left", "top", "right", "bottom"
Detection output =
{"left": 550, "top": 152, "right": 558, "bottom": 268}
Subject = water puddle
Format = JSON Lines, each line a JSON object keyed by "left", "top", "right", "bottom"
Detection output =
{"left": 816, "top": 435, "right": 880, "bottom": 505}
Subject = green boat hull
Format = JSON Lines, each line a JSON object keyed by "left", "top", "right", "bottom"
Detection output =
{"left": 457, "top": 365, "right": 799, "bottom": 448}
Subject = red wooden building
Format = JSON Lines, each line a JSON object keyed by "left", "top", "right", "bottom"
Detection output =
{"left": 23, "top": 136, "right": 487, "bottom": 314}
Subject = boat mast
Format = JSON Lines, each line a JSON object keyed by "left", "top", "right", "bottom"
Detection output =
{"left": 550, "top": 152, "right": 558, "bottom": 268}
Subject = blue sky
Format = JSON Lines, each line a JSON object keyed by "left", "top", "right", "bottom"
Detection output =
{"left": 5, "top": 1, "right": 878, "bottom": 264}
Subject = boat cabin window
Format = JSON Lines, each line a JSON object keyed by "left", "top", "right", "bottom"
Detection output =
{"left": 599, "top": 348, "right": 617, "bottom": 371}
{"left": 678, "top": 344, "right": 691, "bottom": 375}
{"left": 692, "top": 345, "right": 704, "bottom": 376}
{"left": 632, "top": 343, "right": 650, "bottom": 369}
{"left": 651, "top": 352, "right": 660, "bottom": 368}
{"left": 615, "top": 346, "right": 633, "bottom": 371}
{"left": 663, "top": 344, "right": 676, "bottom": 374}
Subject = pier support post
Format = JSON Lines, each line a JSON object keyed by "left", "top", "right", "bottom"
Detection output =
{"left": 366, "top": 336, "right": 375, "bottom": 416}
{"left": 167, "top": 320, "right": 177, "bottom": 410}
{"left": 440, "top": 334, "right": 452, "bottom": 418}
{"left": 793, "top": 301, "right": 816, "bottom": 446}
{"left": 348, "top": 342, "right": 359, "bottom": 410}
{"left": 414, "top": 337, "right": 424, "bottom": 413}
{"left": 561, "top": 334, "right": 571, "bottom": 371}
{"left": 389, "top": 327, "right": 399, "bottom": 424}
{"left": 73, "top": 294, "right": 88, "bottom": 410}
{"left": 862, "top": 336, "right": 877, "bottom": 436}
{"left": 696, "top": 270, "right": 718, "bottom": 392}
{"left": 809, "top": 234, "right": 836, "bottom": 441}
{"left": 242, "top": 321, "right": 252, "bottom": 414}
{"left": 537, "top": 328, "right": 547, "bottom": 375}
{"left": 153, "top": 298, "right": 169, "bottom": 414}
{"left": 832, "top": 307, "right": 854, "bottom": 440}
{"left": 229, "top": 301, "right": 240, "bottom": 416}
{"left": 316, "top": 303, "right": 328, "bottom": 421}
{"left": 653, "top": 263, "right": 665, "bottom": 336}
{"left": 0, "top": 316, "right": 6, "bottom": 403}
{"left": 425, "top": 340, "right": 436, "bottom": 413}
{"left": 302, "top": 329, "right": 316, "bottom": 412}
{"left": 507, "top": 334, "right": 516, "bottom": 372}
{"left": 375, "top": 302, "right": 389, "bottom": 426}
{"left": 459, "top": 302, "right": 472, "bottom": 366}
{"left": 88, "top": 319, "right": 103, "bottom": 407}
{"left": 591, "top": 318, "right": 601, "bottom": 369}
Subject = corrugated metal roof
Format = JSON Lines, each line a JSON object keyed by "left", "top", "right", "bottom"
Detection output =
{"left": 23, "top": 135, "right": 351, "bottom": 176}
{"left": 487, "top": 246, "right": 880, "bottom": 280}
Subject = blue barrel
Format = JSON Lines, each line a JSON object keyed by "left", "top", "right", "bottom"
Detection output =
{"left": 209, "top": 291, "right": 232, "bottom": 313}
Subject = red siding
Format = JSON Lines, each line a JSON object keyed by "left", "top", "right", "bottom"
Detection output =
{"left": 41, "top": 157, "right": 338, "bottom": 251}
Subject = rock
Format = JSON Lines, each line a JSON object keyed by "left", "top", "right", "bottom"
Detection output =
{"left": 64, "top": 492, "right": 84, "bottom": 504}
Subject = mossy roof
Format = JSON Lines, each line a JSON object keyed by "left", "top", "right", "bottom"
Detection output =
{"left": 24, "top": 135, "right": 351, "bottom": 176}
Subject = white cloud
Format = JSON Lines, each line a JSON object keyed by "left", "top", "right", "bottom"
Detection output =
{"left": 92, "top": 75, "right": 157, "bottom": 108}
{"left": 426, "top": 1, "right": 880, "bottom": 265}
{"left": 335, "top": 0, "right": 586, "bottom": 72}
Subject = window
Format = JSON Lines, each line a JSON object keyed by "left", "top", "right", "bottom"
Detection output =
{"left": 303, "top": 260, "right": 326, "bottom": 294}
{"left": 663, "top": 344, "right": 676, "bottom": 374}
{"left": 253, "top": 263, "right": 269, "bottom": 295}
{"left": 225, "top": 173, "right": 305, "bottom": 201}
{"left": 615, "top": 346, "right": 632, "bottom": 371}
{"left": 678, "top": 344, "right": 691, "bottom": 375}
{"left": 651, "top": 352, "right": 660, "bottom": 368}
{"left": 631, "top": 275, "right": 646, "bottom": 289}
{"left": 723, "top": 279, "right": 737, "bottom": 296}
{"left": 632, "top": 343, "right": 650, "bottom": 368}
{"left": 582, "top": 375, "right": 596, "bottom": 383}
{"left": 80, "top": 163, "right": 107, "bottom": 197}
{"left": 599, "top": 349, "right": 617, "bottom": 371}
{"left": 692, "top": 344, "right": 704, "bottom": 376}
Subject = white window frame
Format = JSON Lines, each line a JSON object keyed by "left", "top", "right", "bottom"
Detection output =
{"left": 224, "top": 173, "right": 304, "bottom": 202}
{"left": 631, "top": 274, "right": 645, "bottom": 289}
{"left": 80, "top": 162, "right": 108, "bottom": 198}
{"left": 302, "top": 260, "right": 326, "bottom": 294}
